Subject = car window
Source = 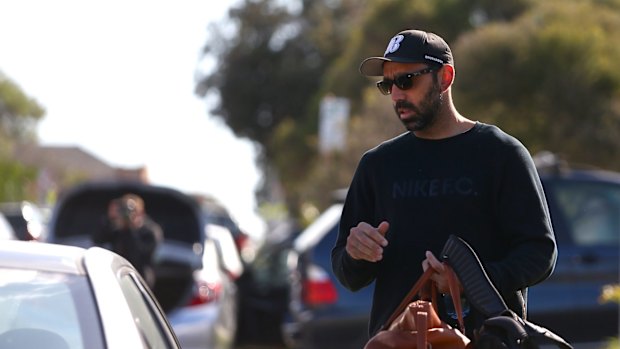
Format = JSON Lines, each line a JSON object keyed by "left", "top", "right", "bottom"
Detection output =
{"left": 118, "top": 272, "right": 176, "bottom": 349}
{"left": 0, "top": 269, "right": 103, "bottom": 349}
{"left": 550, "top": 180, "right": 620, "bottom": 246}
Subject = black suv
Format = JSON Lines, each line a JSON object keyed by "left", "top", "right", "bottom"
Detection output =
{"left": 279, "top": 158, "right": 619, "bottom": 349}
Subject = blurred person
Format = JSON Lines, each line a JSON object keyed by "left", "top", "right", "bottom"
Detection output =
{"left": 330, "top": 29, "right": 557, "bottom": 339}
{"left": 93, "top": 193, "right": 163, "bottom": 286}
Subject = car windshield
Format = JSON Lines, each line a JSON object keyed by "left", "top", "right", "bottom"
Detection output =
{"left": 0, "top": 268, "right": 104, "bottom": 349}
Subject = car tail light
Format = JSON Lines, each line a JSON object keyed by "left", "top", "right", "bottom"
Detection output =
{"left": 302, "top": 264, "right": 338, "bottom": 306}
{"left": 188, "top": 280, "right": 221, "bottom": 306}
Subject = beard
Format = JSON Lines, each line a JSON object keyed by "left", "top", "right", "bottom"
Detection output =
{"left": 393, "top": 77, "right": 443, "bottom": 132}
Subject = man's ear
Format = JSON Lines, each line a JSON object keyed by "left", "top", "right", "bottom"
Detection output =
{"left": 440, "top": 64, "right": 455, "bottom": 92}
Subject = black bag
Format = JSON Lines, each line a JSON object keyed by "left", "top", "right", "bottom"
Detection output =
{"left": 440, "top": 235, "right": 573, "bottom": 349}
{"left": 474, "top": 309, "right": 572, "bottom": 349}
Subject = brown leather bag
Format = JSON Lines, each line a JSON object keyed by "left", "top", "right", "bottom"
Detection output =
{"left": 364, "top": 263, "right": 471, "bottom": 349}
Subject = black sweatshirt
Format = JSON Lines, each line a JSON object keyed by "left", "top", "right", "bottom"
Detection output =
{"left": 331, "top": 122, "right": 557, "bottom": 337}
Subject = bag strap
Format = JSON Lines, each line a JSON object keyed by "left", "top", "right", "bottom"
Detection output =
{"left": 381, "top": 262, "right": 466, "bottom": 333}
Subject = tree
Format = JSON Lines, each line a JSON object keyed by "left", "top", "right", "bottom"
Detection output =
{"left": 453, "top": 0, "right": 620, "bottom": 169}
{"left": 0, "top": 72, "right": 45, "bottom": 145}
{"left": 322, "top": 0, "right": 535, "bottom": 110}
{"left": 0, "top": 159, "right": 38, "bottom": 201}
{"left": 0, "top": 72, "right": 45, "bottom": 202}
{"left": 196, "top": 0, "right": 365, "bottom": 218}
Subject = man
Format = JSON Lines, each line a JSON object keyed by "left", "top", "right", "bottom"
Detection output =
{"left": 93, "top": 193, "right": 163, "bottom": 286}
{"left": 330, "top": 29, "right": 557, "bottom": 338}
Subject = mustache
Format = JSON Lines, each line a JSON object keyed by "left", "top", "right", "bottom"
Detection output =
{"left": 395, "top": 100, "right": 417, "bottom": 110}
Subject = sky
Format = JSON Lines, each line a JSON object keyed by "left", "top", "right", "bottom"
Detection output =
{"left": 0, "top": 1, "right": 267, "bottom": 237}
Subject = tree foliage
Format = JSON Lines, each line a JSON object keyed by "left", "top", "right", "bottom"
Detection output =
{"left": 0, "top": 159, "right": 37, "bottom": 202}
{"left": 196, "top": 0, "right": 365, "bottom": 216}
{"left": 0, "top": 72, "right": 45, "bottom": 202}
{"left": 197, "top": 0, "right": 620, "bottom": 222}
{"left": 0, "top": 72, "right": 45, "bottom": 144}
{"left": 453, "top": 0, "right": 620, "bottom": 169}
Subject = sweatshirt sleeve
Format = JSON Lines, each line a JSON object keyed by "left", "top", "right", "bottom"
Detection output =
{"left": 485, "top": 141, "right": 558, "bottom": 295}
{"left": 331, "top": 153, "right": 380, "bottom": 291}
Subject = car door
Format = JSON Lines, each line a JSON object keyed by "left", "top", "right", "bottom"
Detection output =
{"left": 529, "top": 174, "right": 620, "bottom": 343}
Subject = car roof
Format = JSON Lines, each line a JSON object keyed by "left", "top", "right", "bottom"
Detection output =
{"left": 0, "top": 240, "right": 87, "bottom": 275}
{"left": 540, "top": 167, "right": 620, "bottom": 184}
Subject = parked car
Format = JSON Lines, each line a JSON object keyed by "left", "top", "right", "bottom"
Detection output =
{"left": 45, "top": 181, "right": 239, "bottom": 349}
{"left": 169, "top": 221, "right": 243, "bottom": 349}
{"left": 0, "top": 201, "right": 47, "bottom": 241}
{"left": 529, "top": 159, "right": 620, "bottom": 344}
{"left": 194, "top": 194, "right": 255, "bottom": 264}
{"left": 279, "top": 157, "right": 619, "bottom": 349}
{"left": 0, "top": 239, "right": 181, "bottom": 349}
{"left": 282, "top": 202, "right": 372, "bottom": 349}
{"left": 234, "top": 219, "right": 299, "bottom": 349}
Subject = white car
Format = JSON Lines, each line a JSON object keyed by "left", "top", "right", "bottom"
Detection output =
{"left": 0, "top": 240, "right": 181, "bottom": 349}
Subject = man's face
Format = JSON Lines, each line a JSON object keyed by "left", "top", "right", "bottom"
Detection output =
{"left": 383, "top": 62, "right": 443, "bottom": 132}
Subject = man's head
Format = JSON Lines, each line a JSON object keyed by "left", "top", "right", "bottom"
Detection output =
{"left": 359, "top": 29, "right": 453, "bottom": 77}
{"left": 359, "top": 29, "right": 456, "bottom": 133}
{"left": 118, "top": 194, "right": 144, "bottom": 218}
{"left": 109, "top": 194, "right": 145, "bottom": 228}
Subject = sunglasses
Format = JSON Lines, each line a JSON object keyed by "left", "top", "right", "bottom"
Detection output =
{"left": 376, "top": 67, "right": 438, "bottom": 95}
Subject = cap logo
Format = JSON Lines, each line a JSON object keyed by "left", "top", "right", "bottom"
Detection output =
{"left": 424, "top": 55, "right": 444, "bottom": 64}
{"left": 384, "top": 35, "right": 405, "bottom": 56}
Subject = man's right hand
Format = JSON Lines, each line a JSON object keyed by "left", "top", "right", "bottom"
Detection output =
{"left": 346, "top": 221, "right": 389, "bottom": 262}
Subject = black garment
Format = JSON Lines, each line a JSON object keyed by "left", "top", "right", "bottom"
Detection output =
{"left": 93, "top": 217, "right": 163, "bottom": 283}
{"left": 331, "top": 122, "right": 557, "bottom": 338}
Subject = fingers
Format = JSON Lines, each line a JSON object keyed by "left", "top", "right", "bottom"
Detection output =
{"left": 377, "top": 221, "right": 389, "bottom": 238}
{"left": 422, "top": 251, "right": 461, "bottom": 294}
{"left": 425, "top": 251, "right": 444, "bottom": 272}
{"left": 346, "top": 221, "right": 389, "bottom": 262}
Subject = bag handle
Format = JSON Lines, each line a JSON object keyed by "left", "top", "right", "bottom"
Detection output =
{"left": 416, "top": 310, "right": 428, "bottom": 349}
{"left": 381, "top": 262, "right": 466, "bottom": 333}
{"left": 382, "top": 267, "right": 433, "bottom": 329}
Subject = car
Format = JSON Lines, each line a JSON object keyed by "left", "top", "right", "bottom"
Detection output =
{"left": 167, "top": 230, "right": 240, "bottom": 349}
{"left": 168, "top": 221, "right": 243, "bottom": 349}
{"left": 0, "top": 201, "right": 48, "bottom": 241}
{"left": 528, "top": 157, "right": 620, "bottom": 344}
{"left": 280, "top": 155, "right": 619, "bottom": 349}
{"left": 194, "top": 194, "right": 255, "bottom": 264}
{"left": 234, "top": 219, "right": 300, "bottom": 349}
{"left": 45, "top": 181, "right": 240, "bottom": 349}
{"left": 282, "top": 202, "right": 373, "bottom": 349}
{"left": 0, "top": 239, "right": 181, "bottom": 349}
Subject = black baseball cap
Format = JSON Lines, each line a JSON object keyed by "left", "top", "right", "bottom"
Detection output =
{"left": 359, "top": 29, "right": 453, "bottom": 77}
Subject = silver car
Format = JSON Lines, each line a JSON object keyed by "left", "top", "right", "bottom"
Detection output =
{"left": 0, "top": 240, "right": 181, "bottom": 349}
